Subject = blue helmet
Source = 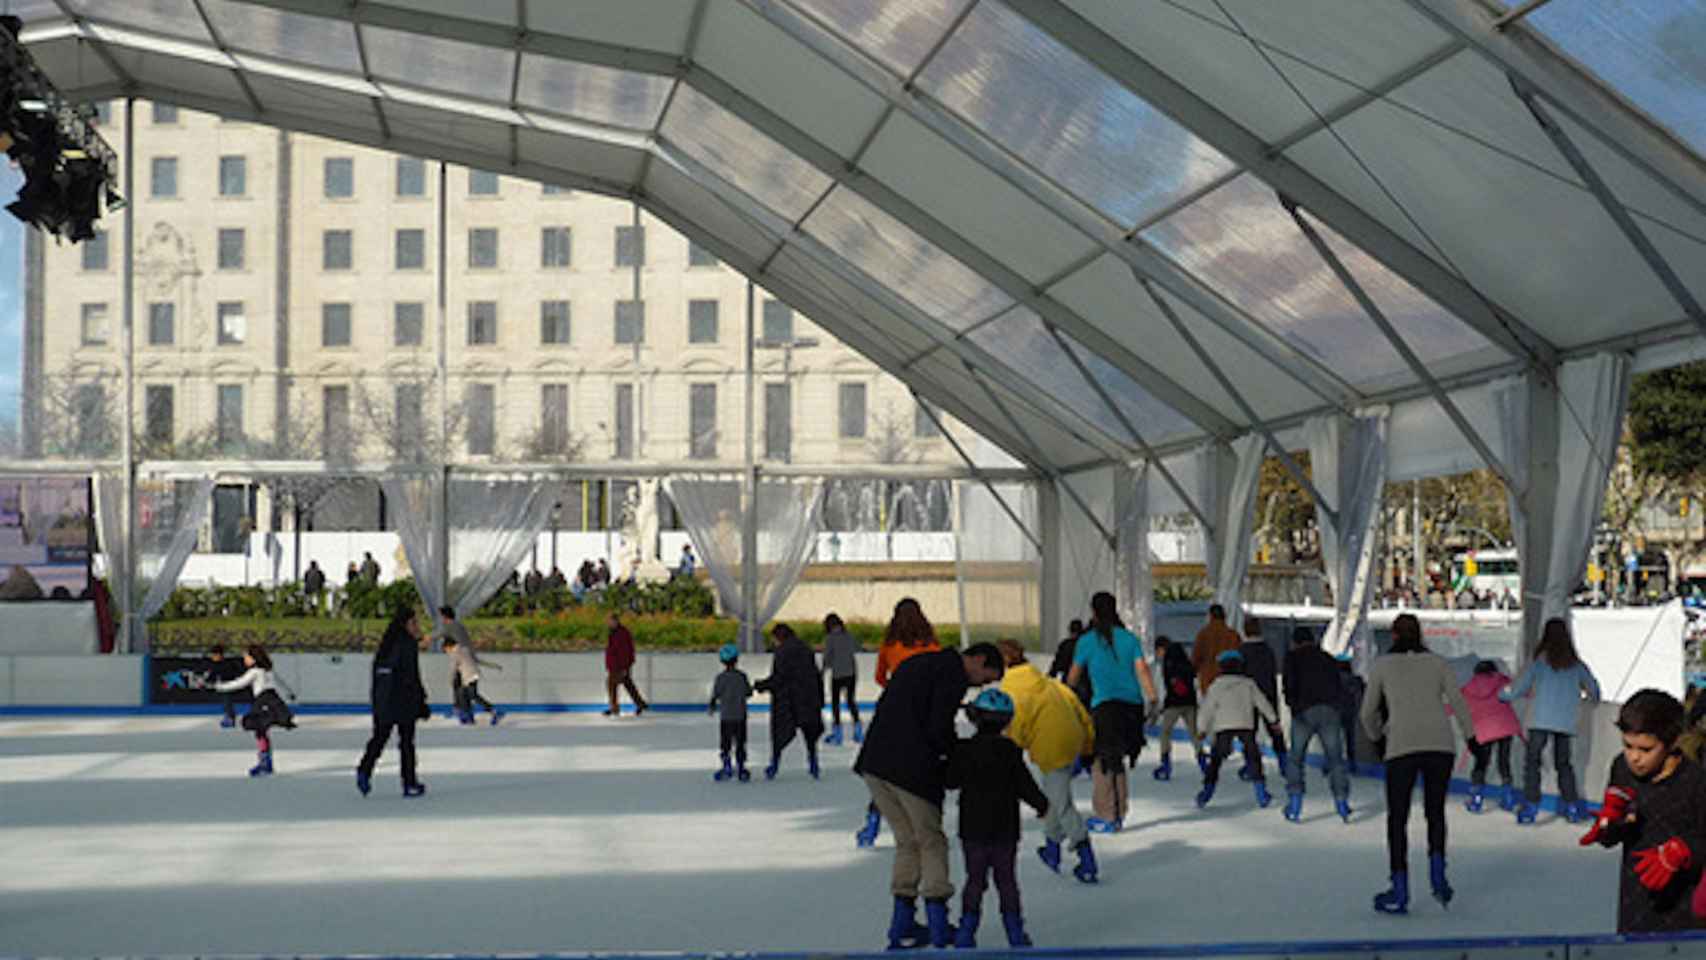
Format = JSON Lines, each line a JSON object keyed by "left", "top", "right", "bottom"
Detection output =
{"left": 717, "top": 643, "right": 739, "bottom": 664}
{"left": 968, "top": 688, "right": 1015, "bottom": 716}
{"left": 1216, "top": 649, "right": 1245, "bottom": 666}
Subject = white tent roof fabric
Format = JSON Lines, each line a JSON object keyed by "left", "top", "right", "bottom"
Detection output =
{"left": 15, "top": 0, "right": 1706, "bottom": 476}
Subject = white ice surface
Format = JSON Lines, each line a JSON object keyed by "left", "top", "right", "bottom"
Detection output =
{"left": 0, "top": 714, "right": 1614, "bottom": 955}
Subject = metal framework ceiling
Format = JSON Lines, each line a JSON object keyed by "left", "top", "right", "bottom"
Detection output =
{"left": 14, "top": 0, "right": 1706, "bottom": 476}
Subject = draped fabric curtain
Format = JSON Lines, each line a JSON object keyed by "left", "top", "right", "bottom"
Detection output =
{"left": 1115, "top": 463, "right": 1154, "bottom": 647}
{"left": 667, "top": 476, "right": 824, "bottom": 652}
{"left": 93, "top": 470, "right": 127, "bottom": 628}
{"left": 1200, "top": 435, "right": 1265, "bottom": 630}
{"left": 133, "top": 476, "right": 215, "bottom": 651}
{"left": 1307, "top": 413, "right": 1390, "bottom": 666}
{"left": 446, "top": 477, "right": 562, "bottom": 619}
{"left": 382, "top": 473, "right": 444, "bottom": 617}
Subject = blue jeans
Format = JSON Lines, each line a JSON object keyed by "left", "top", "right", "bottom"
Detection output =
{"left": 1286, "top": 704, "right": 1349, "bottom": 800}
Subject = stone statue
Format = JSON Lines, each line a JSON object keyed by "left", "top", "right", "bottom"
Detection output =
{"left": 618, "top": 480, "right": 668, "bottom": 582}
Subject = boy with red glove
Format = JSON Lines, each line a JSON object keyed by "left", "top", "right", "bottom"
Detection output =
{"left": 1582, "top": 689, "right": 1706, "bottom": 933}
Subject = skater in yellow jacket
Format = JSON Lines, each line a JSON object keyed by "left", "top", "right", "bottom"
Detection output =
{"left": 997, "top": 639, "right": 1099, "bottom": 883}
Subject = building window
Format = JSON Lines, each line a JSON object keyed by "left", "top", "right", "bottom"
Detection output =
{"left": 396, "top": 157, "right": 425, "bottom": 197}
{"left": 144, "top": 385, "right": 174, "bottom": 448}
{"left": 838, "top": 382, "right": 867, "bottom": 439}
{"left": 468, "top": 227, "right": 498, "bottom": 268}
{"left": 147, "top": 302, "right": 175, "bottom": 346}
{"left": 150, "top": 157, "right": 177, "bottom": 198}
{"left": 218, "top": 155, "right": 246, "bottom": 197}
{"left": 688, "top": 240, "right": 718, "bottom": 268}
{"left": 762, "top": 300, "right": 793, "bottom": 343}
{"left": 467, "top": 301, "right": 498, "bottom": 345}
{"left": 394, "top": 383, "right": 424, "bottom": 455}
{"left": 79, "top": 303, "right": 109, "bottom": 346}
{"left": 81, "top": 231, "right": 108, "bottom": 270}
{"left": 915, "top": 399, "right": 943, "bottom": 438}
{"left": 323, "top": 156, "right": 354, "bottom": 198}
{"left": 323, "top": 229, "right": 352, "bottom": 270}
{"left": 540, "top": 300, "right": 570, "bottom": 345}
{"left": 765, "top": 383, "right": 791, "bottom": 462}
{"left": 216, "top": 384, "right": 244, "bottom": 450}
{"left": 217, "top": 228, "right": 245, "bottom": 270}
{"left": 540, "top": 384, "right": 570, "bottom": 454}
{"left": 688, "top": 299, "right": 719, "bottom": 344}
{"left": 322, "top": 302, "right": 352, "bottom": 347}
{"left": 613, "top": 383, "right": 635, "bottom": 460}
{"left": 542, "top": 183, "right": 568, "bottom": 196}
{"left": 322, "top": 385, "right": 351, "bottom": 459}
{"left": 151, "top": 102, "right": 179, "bottom": 124}
{"left": 217, "top": 301, "right": 246, "bottom": 345}
{"left": 72, "top": 384, "right": 106, "bottom": 455}
{"left": 469, "top": 169, "right": 498, "bottom": 196}
{"left": 615, "top": 224, "right": 645, "bottom": 267}
{"left": 466, "top": 384, "right": 496, "bottom": 456}
{"left": 540, "top": 227, "right": 571, "bottom": 268}
{"left": 395, "top": 228, "right": 425, "bottom": 270}
{"left": 394, "top": 302, "right": 424, "bottom": 347}
{"left": 614, "top": 300, "right": 644, "bottom": 345}
{"left": 689, "top": 384, "right": 717, "bottom": 460}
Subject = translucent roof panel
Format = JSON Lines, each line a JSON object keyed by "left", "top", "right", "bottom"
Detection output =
{"left": 801, "top": 185, "right": 1014, "bottom": 331}
{"left": 202, "top": 4, "right": 363, "bottom": 75}
{"left": 516, "top": 55, "right": 672, "bottom": 130}
{"left": 968, "top": 308, "right": 1196, "bottom": 446}
{"left": 358, "top": 25, "right": 517, "bottom": 104}
{"left": 1528, "top": 0, "right": 1706, "bottom": 156}
{"left": 918, "top": 0, "right": 1237, "bottom": 228}
{"left": 908, "top": 350, "right": 1108, "bottom": 467}
{"left": 68, "top": 0, "right": 210, "bottom": 43}
{"left": 659, "top": 84, "right": 835, "bottom": 224}
{"left": 1143, "top": 174, "right": 1481, "bottom": 386}
{"left": 9, "top": 1, "right": 64, "bottom": 24}
{"left": 526, "top": 0, "right": 696, "bottom": 55}
{"left": 403, "top": 0, "right": 518, "bottom": 28}
{"left": 787, "top": 0, "right": 975, "bottom": 78}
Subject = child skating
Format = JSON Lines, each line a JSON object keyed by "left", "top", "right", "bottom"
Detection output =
{"left": 1194, "top": 650, "right": 1276, "bottom": 809}
{"left": 708, "top": 643, "right": 753, "bottom": 782}
{"left": 945, "top": 689, "right": 1049, "bottom": 948}
{"left": 1579, "top": 689, "right": 1706, "bottom": 933}
{"left": 207, "top": 644, "right": 242, "bottom": 728}
{"left": 1153, "top": 636, "right": 1205, "bottom": 780}
{"left": 1502, "top": 618, "right": 1601, "bottom": 823}
{"left": 1461, "top": 659, "right": 1521, "bottom": 813}
{"left": 443, "top": 635, "right": 503, "bottom": 726}
{"left": 213, "top": 645, "right": 296, "bottom": 777}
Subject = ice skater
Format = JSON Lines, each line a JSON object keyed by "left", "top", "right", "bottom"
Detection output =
{"left": 356, "top": 607, "right": 431, "bottom": 798}
{"left": 1239, "top": 617, "right": 1287, "bottom": 778}
{"left": 857, "top": 598, "right": 942, "bottom": 848}
{"left": 1065, "top": 591, "right": 1157, "bottom": 834}
{"left": 997, "top": 639, "right": 1097, "bottom": 883}
{"left": 946, "top": 689, "right": 1049, "bottom": 948}
{"left": 708, "top": 643, "right": 752, "bottom": 782}
{"left": 1152, "top": 636, "right": 1204, "bottom": 781}
{"left": 754, "top": 623, "right": 824, "bottom": 780}
{"left": 1281, "top": 626, "right": 1353, "bottom": 823}
{"left": 821, "top": 613, "right": 861, "bottom": 745}
{"left": 1194, "top": 649, "right": 1276, "bottom": 810}
{"left": 1501, "top": 618, "right": 1601, "bottom": 824}
{"left": 1461, "top": 659, "right": 1521, "bottom": 813}
{"left": 1579, "top": 689, "right": 1706, "bottom": 933}
{"left": 603, "top": 612, "right": 648, "bottom": 717}
{"left": 207, "top": 644, "right": 243, "bottom": 729}
{"left": 212, "top": 645, "right": 297, "bottom": 777}
{"left": 443, "top": 632, "right": 503, "bottom": 726}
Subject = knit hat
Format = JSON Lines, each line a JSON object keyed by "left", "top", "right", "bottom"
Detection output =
{"left": 717, "top": 643, "right": 739, "bottom": 664}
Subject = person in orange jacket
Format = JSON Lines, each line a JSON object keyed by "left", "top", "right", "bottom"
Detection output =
{"left": 858, "top": 598, "right": 941, "bottom": 848}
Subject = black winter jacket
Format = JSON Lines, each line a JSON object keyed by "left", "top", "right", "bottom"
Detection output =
{"left": 1240, "top": 640, "right": 1280, "bottom": 712}
{"left": 946, "top": 732, "right": 1048, "bottom": 844}
{"left": 854, "top": 649, "right": 969, "bottom": 807}
{"left": 1283, "top": 645, "right": 1344, "bottom": 714}
{"left": 1161, "top": 653, "right": 1198, "bottom": 709}
{"left": 755, "top": 635, "right": 824, "bottom": 734}
{"left": 371, "top": 627, "right": 428, "bottom": 725}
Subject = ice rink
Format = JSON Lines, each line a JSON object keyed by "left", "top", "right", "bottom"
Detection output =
{"left": 0, "top": 713, "right": 1615, "bottom": 956}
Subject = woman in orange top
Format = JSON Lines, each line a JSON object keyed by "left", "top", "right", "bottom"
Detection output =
{"left": 859, "top": 598, "right": 941, "bottom": 848}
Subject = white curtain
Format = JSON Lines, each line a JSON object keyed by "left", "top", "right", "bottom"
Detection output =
{"left": 447, "top": 477, "right": 562, "bottom": 619}
{"left": 1115, "top": 463, "right": 1154, "bottom": 647}
{"left": 382, "top": 473, "right": 444, "bottom": 616}
{"left": 1307, "top": 413, "right": 1389, "bottom": 665}
{"left": 93, "top": 470, "right": 127, "bottom": 620}
{"left": 1200, "top": 435, "right": 1265, "bottom": 630}
{"left": 667, "top": 476, "right": 824, "bottom": 652}
{"left": 133, "top": 476, "right": 215, "bottom": 651}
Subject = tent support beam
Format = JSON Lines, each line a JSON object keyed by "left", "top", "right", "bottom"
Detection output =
{"left": 1511, "top": 80, "right": 1706, "bottom": 340}
{"left": 912, "top": 388, "right": 1043, "bottom": 555}
{"left": 1285, "top": 198, "right": 1520, "bottom": 494}
{"left": 1138, "top": 272, "right": 1340, "bottom": 530}
{"left": 1044, "top": 325, "right": 1216, "bottom": 539}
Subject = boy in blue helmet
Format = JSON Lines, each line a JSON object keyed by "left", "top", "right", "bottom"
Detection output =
{"left": 708, "top": 643, "right": 752, "bottom": 782}
{"left": 1194, "top": 649, "right": 1278, "bottom": 810}
{"left": 945, "top": 688, "right": 1050, "bottom": 948}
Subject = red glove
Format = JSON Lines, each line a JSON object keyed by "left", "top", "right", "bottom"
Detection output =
{"left": 1633, "top": 838, "right": 1692, "bottom": 892}
{"left": 1579, "top": 785, "right": 1635, "bottom": 846}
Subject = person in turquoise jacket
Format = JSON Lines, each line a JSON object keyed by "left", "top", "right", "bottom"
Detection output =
{"left": 1501, "top": 618, "right": 1601, "bottom": 825}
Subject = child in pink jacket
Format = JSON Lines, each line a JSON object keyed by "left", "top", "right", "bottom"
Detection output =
{"left": 1462, "top": 660, "right": 1523, "bottom": 813}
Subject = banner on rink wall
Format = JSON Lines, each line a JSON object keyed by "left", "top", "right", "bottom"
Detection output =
{"left": 148, "top": 656, "right": 252, "bottom": 705}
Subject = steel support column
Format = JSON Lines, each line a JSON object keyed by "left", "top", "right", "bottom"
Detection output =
{"left": 1038, "top": 476, "right": 1063, "bottom": 654}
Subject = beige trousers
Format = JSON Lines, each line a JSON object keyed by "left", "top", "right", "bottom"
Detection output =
{"left": 864, "top": 774, "right": 954, "bottom": 901}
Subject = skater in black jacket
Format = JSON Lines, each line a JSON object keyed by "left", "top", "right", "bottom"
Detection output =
{"left": 754, "top": 623, "right": 824, "bottom": 780}
{"left": 356, "top": 607, "right": 430, "bottom": 797}
{"left": 946, "top": 688, "right": 1048, "bottom": 949}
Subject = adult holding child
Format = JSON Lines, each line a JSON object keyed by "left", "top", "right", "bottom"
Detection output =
{"left": 856, "top": 598, "right": 943, "bottom": 848}
{"left": 1065, "top": 591, "right": 1158, "bottom": 834}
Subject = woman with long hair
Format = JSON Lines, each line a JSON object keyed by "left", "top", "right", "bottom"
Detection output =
{"left": 859, "top": 598, "right": 943, "bottom": 847}
{"left": 1361, "top": 613, "right": 1474, "bottom": 914}
{"left": 755, "top": 622, "right": 826, "bottom": 780}
{"left": 1065, "top": 591, "right": 1157, "bottom": 833}
{"left": 356, "top": 606, "right": 431, "bottom": 797}
{"left": 1501, "top": 617, "right": 1601, "bottom": 824}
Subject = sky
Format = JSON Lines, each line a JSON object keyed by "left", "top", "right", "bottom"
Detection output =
{"left": 0, "top": 163, "right": 22, "bottom": 430}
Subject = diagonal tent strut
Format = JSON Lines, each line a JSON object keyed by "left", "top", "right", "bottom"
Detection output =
{"left": 910, "top": 388, "right": 1044, "bottom": 555}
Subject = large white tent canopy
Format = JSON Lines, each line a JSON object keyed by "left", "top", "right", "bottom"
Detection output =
{"left": 13, "top": 0, "right": 1706, "bottom": 659}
